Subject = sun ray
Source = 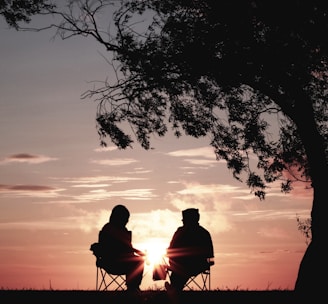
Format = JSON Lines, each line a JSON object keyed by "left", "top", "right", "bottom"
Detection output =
{"left": 138, "top": 237, "right": 168, "bottom": 268}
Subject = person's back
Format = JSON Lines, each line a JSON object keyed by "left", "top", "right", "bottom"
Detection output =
{"left": 169, "top": 223, "right": 213, "bottom": 275}
{"left": 99, "top": 222, "right": 134, "bottom": 268}
{"left": 98, "top": 204, "right": 145, "bottom": 292}
{"left": 166, "top": 208, "right": 214, "bottom": 291}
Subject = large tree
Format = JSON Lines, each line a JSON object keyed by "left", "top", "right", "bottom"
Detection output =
{"left": 2, "top": 0, "right": 327, "bottom": 294}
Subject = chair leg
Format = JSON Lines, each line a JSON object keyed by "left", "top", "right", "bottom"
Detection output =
{"left": 184, "top": 271, "right": 211, "bottom": 291}
{"left": 96, "top": 267, "right": 126, "bottom": 291}
{"left": 96, "top": 266, "right": 99, "bottom": 290}
{"left": 98, "top": 268, "right": 108, "bottom": 291}
{"left": 166, "top": 265, "right": 211, "bottom": 291}
{"left": 105, "top": 274, "right": 126, "bottom": 291}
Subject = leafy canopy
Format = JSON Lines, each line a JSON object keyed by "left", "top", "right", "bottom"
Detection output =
{"left": 0, "top": 0, "right": 55, "bottom": 29}
{"left": 2, "top": 0, "right": 327, "bottom": 200}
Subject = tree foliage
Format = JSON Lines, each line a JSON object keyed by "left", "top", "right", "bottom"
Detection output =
{"left": 34, "top": 0, "right": 327, "bottom": 200}
{"left": 297, "top": 215, "right": 312, "bottom": 245}
{"left": 0, "top": 0, "right": 55, "bottom": 29}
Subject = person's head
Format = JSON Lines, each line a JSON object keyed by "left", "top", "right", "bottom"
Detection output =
{"left": 109, "top": 204, "right": 130, "bottom": 227}
{"left": 182, "top": 208, "right": 200, "bottom": 226}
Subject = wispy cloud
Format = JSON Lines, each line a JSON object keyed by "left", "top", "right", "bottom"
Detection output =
{"left": 176, "top": 183, "right": 241, "bottom": 195}
{"left": 74, "top": 188, "right": 157, "bottom": 202}
{"left": 126, "top": 167, "right": 152, "bottom": 174}
{"left": 167, "top": 147, "right": 224, "bottom": 168}
{"left": 0, "top": 184, "right": 64, "bottom": 197}
{"left": 233, "top": 209, "right": 311, "bottom": 221}
{"left": 60, "top": 175, "right": 147, "bottom": 185}
{"left": 0, "top": 153, "right": 58, "bottom": 164}
{"left": 91, "top": 158, "right": 138, "bottom": 166}
{"left": 94, "top": 146, "right": 117, "bottom": 152}
{"left": 167, "top": 146, "right": 216, "bottom": 158}
{"left": 184, "top": 158, "right": 218, "bottom": 166}
{"left": 257, "top": 226, "right": 289, "bottom": 239}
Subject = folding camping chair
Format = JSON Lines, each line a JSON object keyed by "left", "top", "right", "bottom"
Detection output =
{"left": 95, "top": 262, "right": 126, "bottom": 291}
{"left": 166, "top": 258, "right": 214, "bottom": 291}
{"left": 183, "top": 259, "right": 214, "bottom": 290}
{"left": 90, "top": 242, "right": 127, "bottom": 291}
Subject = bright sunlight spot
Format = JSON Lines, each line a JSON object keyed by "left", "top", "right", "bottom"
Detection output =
{"left": 139, "top": 238, "right": 168, "bottom": 267}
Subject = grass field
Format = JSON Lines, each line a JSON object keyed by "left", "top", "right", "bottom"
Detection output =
{"left": 0, "top": 290, "right": 297, "bottom": 304}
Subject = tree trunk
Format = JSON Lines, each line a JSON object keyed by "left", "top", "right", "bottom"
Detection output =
{"left": 292, "top": 100, "right": 327, "bottom": 295}
{"left": 294, "top": 197, "right": 325, "bottom": 294}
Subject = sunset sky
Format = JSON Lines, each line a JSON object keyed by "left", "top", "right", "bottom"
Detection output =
{"left": 0, "top": 15, "right": 312, "bottom": 291}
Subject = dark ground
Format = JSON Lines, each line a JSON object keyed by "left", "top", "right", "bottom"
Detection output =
{"left": 0, "top": 290, "right": 298, "bottom": 304}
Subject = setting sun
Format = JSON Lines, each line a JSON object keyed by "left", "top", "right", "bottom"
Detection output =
{"left": 139, "top": 238, "right": 168, "bottom": 267}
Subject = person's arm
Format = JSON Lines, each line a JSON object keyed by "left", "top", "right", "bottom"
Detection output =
{"left": 133, "top": 247, "right": 146, "bottom": 256}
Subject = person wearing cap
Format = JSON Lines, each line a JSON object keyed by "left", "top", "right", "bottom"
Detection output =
{"left": 165, "top": 208, "right": 214, "bottom": 292}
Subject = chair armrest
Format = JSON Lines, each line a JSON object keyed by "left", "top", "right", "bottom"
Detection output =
{"left": 90, "top": 242, "right": 103, "bottom": 258}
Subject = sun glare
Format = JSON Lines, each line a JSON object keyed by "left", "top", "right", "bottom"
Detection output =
{"left": 140, "top": 238, "right": 168, "bottom": 267}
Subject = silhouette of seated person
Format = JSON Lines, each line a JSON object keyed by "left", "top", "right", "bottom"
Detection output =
{"left": 97, "top": 204, "right": 145, "bottom": 292}
{"left": 166, "top": 208, "right": 214, "bottom": 291}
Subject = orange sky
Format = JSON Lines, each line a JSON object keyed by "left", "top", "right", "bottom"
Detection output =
{"left": 0, "top": 18, "right": 311, "bottom": 291}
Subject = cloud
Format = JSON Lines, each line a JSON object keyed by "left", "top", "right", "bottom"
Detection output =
{"left": 167, "top": 146, "right": 216, "bottom": 158}
{"left": 166, "top": 182, "right": 238, "bottom": 233}
{"left": 0, "top": 208, "right": 176, "bottom": 239}
{"left": 94, "top": 146, "right": 117, "bottom": 152}
{"left": 60, "top": 175, "right": 147, "bottom": 186}
{"left": 74, "top": 188, "right": 157, "bottom": 202}
{"left": 0, "top": 153, "right": 58, "bottom": 164}
{"left": 131, "top": 209, "right": 180, "bottom": 244}
{"left": 233, "top": 178, "right": 312, "bottom": 200}
{"left": 0, "top": 209, "right": 102, "bottom": 233}
{"left": 126, "top": 167, "right": 152, "bottom": 174}
{"left": 91, "top": 158, "right": 138, "bottom": 166}
{"left": 72, "top": 184, "right": 110, "bottom": 188}
{"left": 0, "top": 184, "right": 64, "bottom": 197}
{"left": 176, "top": 183, "right": 241, "bottom": 196}
{"left": 184, "top": 158, "right": 218, "bottom": 166}
{"left": 232, "top": 209, "right": 311, "bottom": 222}
{"left": 257, "top": 226, "right": 289, "bottom": 239}
{"left": 167, "top": 182, "right": 240, "bottom": 213}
